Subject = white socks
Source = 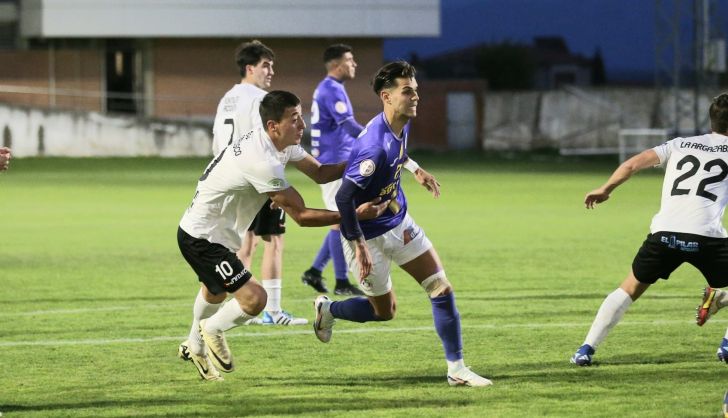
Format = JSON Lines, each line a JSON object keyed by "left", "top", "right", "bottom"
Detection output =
{"left": 583, "top": 287, "right": 633, "bottom": 349}
{"left": 716, "top": 288, "right": 728, "bottom": 309}
{"left": 447, "top": 359, "right": 465, "bottom": 374}
{"left": 263, "top": 279, "right": 282, "bottom": 313}
{"left": 203, "top": 298, "right": 256, "bottom": 333}
{"left": 188, "top": 289, "right": 222, "bottom": 355}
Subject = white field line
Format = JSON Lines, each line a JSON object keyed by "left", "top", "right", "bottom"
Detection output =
{"left": 0, "top": 306, "right": 134, "bottom": 317}
{"left": 1, "top": 319, "right": 726, "bottom": 348}
{"left": 0, "top": 293, "right": 700, "bottom": 317}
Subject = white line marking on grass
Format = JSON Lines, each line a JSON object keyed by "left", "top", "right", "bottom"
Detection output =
{"left": 0, "top": 293, "right": 695, "bottom": 317}
{"left": 0, "top": 306, "right": 132, "bottom": 317}
{"left": 1, "top": 319, "right": 726, "bottom": 348}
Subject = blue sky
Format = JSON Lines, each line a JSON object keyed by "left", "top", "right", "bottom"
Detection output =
{"left": 383, "top": 0, "right": 728, "bottom": 79}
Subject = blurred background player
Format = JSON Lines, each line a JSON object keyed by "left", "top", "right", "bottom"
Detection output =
{"left": 211, "top": 40, "right": 306, "bottom": 326}
{"left": 0, "top": 147, "right": 11, "bottom": 171}
{"left": 177, "top": 90, "right": 388, "bottom": 380}
{"left": 313, "top": 61, "right": 492, "bottom": 387}
{"left": 571, "top": 92, "right": 728, "bottom": 367}
{"left": 301, "top": 44, "right": 365, "bottom": 296}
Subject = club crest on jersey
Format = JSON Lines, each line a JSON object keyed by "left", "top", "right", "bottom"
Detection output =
{"left": 268, "top": 178, "right": 284, "bottom": 188}
{"left": 335, "top": 101, "right": 348, "bottom": 114}
{"left": 359, "top": 159, "right": 376, "bottom": 177}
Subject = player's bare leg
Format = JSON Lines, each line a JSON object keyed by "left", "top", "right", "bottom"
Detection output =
{"left": 237, "top": 230, "right": 258, "bottom": 267}
{"left": 259, "top": 234, "right": 307, "bottom": 325}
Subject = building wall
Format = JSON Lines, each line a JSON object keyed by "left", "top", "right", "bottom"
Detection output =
{"left": 151, "top": 38, "right": 383, "bottom": 125}
{"left": 0, "top": 37, "right": 384, "bottom": 124}
{"left": 0, "top": 46, "right": 103, "bottom": 111}
{"left": 0, "top": 102, "right": 211, "bottom": 157}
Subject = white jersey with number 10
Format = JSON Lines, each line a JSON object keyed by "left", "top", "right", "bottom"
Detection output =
{"left": 651, "top": 133, "right": 728, "bottom": 238}
{"left": 180, "top": 127, "right": 307, "bottom": 252}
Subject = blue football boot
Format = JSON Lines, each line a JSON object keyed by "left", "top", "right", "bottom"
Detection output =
{"left": 570, "top": 344, "right": 595, "bottom": 366}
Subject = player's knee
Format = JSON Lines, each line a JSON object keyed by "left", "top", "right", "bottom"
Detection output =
{"left": 376, "top": 310, "right": 396, "bottom": 321}
{"left": 420, "top": 271, "right": 452, "bottom": 298}
{"left": 265, "top": 235, "right": 284, "bottom": 252}
{"left": 239, "top": 283, "right": 267, "bottom": 315}
{"left": 373, "top": 304, "right": 396, "bottom": 321}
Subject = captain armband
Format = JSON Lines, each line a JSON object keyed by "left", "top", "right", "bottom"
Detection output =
{"left": 403, "top": 158, "right": 420, "bottom": 173}
{"left": 420, "top": 271, "right": 452, "bottom": 297}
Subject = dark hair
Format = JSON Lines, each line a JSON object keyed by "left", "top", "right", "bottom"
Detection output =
{"left": 323, "top": 44, "right": 353, "bottom": 63}
{"left": 235, "top": 40, "right": 275, "bottom": 77}
{"left": 259, "top": 90, "right": 301, "bottom": 126}
{"left": 371, "top": 61, "right": 417, "bottom": 95}
{"left": 710, "top": 93, "right": 728, "bottom": 134}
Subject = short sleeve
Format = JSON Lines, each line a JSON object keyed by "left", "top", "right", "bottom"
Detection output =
{"left": 323, "top": 86, "right": 354, "bottom": 125}
{"left": 244, "top": 159, "right": 290, "bottom": 193}
{"left": 288, "top": 145, "right": 308, "bottom": 162}
{"left": 652, "top": 139, "right": 676, "bottom": 165}
{"left": 344, "top": 146, "right": 386, "bottom": 189}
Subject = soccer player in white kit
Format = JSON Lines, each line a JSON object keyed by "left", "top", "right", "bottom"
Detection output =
{"left": 177, "top": 91, "right": 388, "bottom": 380}
{"left": 571, "top": 92, "right": 728, "bottom": 366}
{"left": 209, "top": 40, "right": 306, "bottom": 326}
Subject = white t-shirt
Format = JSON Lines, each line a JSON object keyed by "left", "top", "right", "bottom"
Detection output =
{"left": 180, "top": 127, "right": 308, "bottom": 251}
{"left": 211, "top": 83, "right": 267, "bottom": 156}
{"left": 650, "top": 133, "right": 728, "bottom": 238}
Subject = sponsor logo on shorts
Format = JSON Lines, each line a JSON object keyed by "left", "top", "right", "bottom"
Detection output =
{"left": 661, "top": 235, "right": 699, "bottom": 252}
{"left": 226, "top": 269, "right": 250, "bottom": 287}
{"left": 403, "top": 226, "right": 420, "bottom": 244}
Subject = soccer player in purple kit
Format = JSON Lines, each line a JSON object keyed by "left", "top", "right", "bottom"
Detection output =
{"left": 312, "top": 61, "right": 492, "bottom": 387}
{"left": 301, "top": 44, "right": 366, "bottom": 296}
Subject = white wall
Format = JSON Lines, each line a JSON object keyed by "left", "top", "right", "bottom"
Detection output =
{"left": 483, "top": 87, "right": 719, "bottom": 151}
{"left": 20, "top": 0, "right": 440, "bottom": 38}
{"left": 0, "top": 103, "right": 212, "bottom": 157}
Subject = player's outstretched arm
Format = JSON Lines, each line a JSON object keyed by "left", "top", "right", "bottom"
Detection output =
{"left": 404, "top": 157, "right": 440, "bottom": 198}
{"left": 585, "top": 149, "right": 660, "bottom": 209}
{"left": 413, "top": 166, "right": 440, "bottom": 198}
{"left": 268, "top": 187, "right": 388, "bottom": 227}
{"left": 293, "top": 155, "right": 347, "bottom": 184}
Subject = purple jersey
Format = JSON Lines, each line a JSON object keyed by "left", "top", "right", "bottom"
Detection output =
{"left": 310, "top": 76, "right": 356, "bottom": 164}
{"left": 341, "top": 113, "right": 410, "bottom": 239}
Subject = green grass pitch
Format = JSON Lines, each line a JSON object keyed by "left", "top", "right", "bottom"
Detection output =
{"left": 1, "top": 155, "right": 726, "bottom": 417}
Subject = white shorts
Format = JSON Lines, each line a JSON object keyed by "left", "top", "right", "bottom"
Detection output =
{"left": 341, "top": 212, "right": 433, "bottom": 297}
{"left": 320, "top": 179, "right": 342, "bottom": 211}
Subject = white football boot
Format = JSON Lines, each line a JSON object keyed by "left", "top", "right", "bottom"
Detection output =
{"left": 178, "top": 339, "right": 192, "bottom": 361}
{"left": 189, "top": 351, "right": 223, "bottom": 381}
{"left": 199, "top": 319, "right": 235, "bottom": 373}
{"left": 447, "top": 365, "right": 493, "bottom": 387}
{"left": 313, "top": 295, "right": 336, "bottom": 343}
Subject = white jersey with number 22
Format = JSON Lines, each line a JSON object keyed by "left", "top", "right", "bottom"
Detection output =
{"left": 651, "top": 133, "right": 728, "bottom": 238}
